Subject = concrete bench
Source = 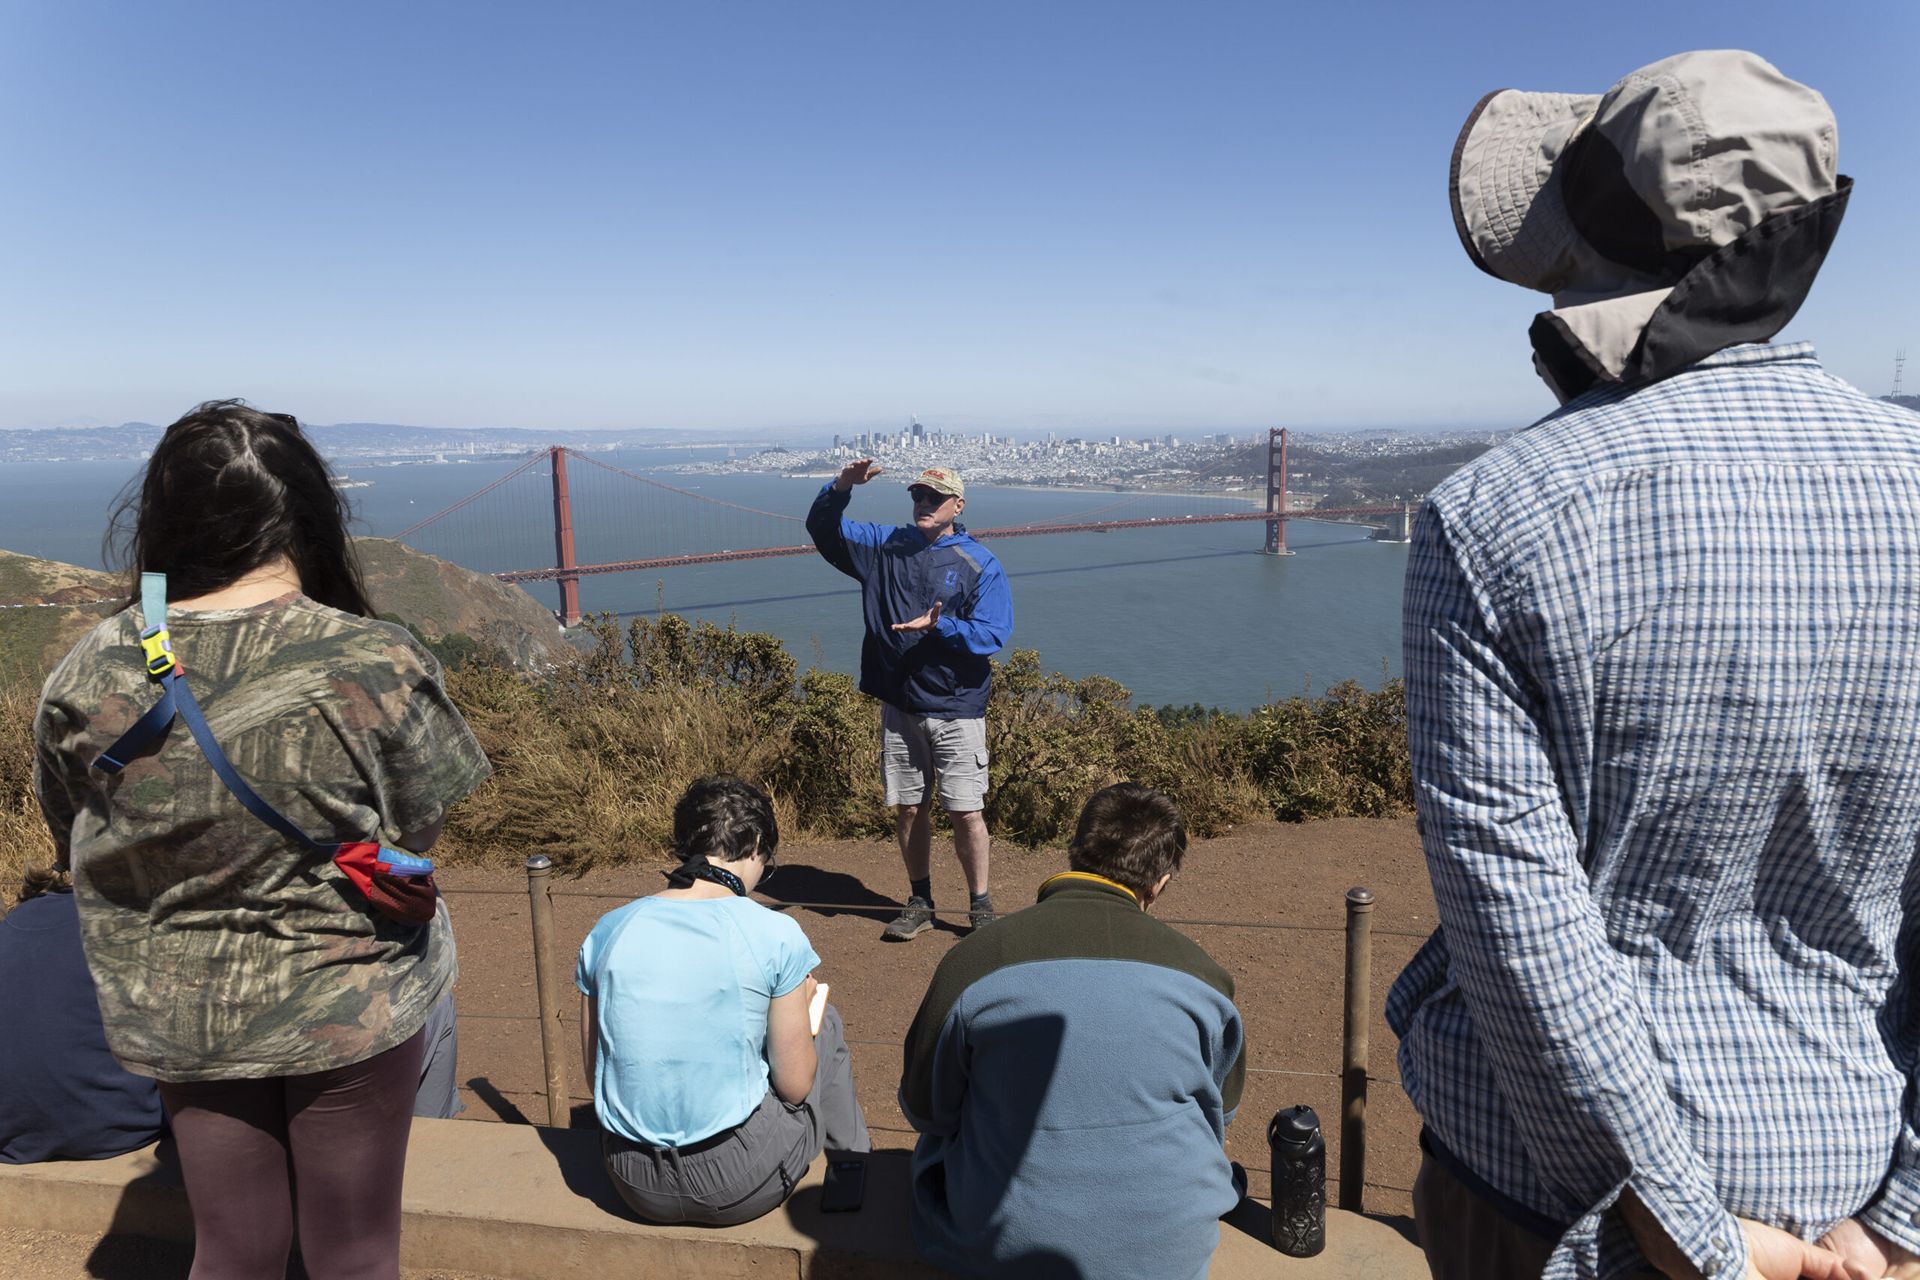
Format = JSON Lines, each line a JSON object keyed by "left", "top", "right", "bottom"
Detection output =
{"left": 0, "top": 1118, "right": 1426, "bottom": 1278}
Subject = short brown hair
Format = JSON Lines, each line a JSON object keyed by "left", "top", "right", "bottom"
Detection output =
{"left": 672, "top": 775, "right": 779, "bottom": 865}
{"left": 18, "top": 864, "right": 73, "bottom": 904}
{"left": 1067, "top": 783, "right": 1187, "bottom": 899}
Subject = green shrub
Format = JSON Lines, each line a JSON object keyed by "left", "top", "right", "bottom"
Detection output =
{"left": 1238, "top": 678, "right": 1411, "bottom": 821}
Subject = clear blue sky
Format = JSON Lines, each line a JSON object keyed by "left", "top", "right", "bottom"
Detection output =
{"left": 2, "top": 1, "right": 1914, "bottom": 435}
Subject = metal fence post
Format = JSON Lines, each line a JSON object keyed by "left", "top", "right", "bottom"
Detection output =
{"left": 526, "top": 854, "right": 569, "bottom": 1127}
{"left": 1340, "top": 886, "right": 1375, "bottom": 1212}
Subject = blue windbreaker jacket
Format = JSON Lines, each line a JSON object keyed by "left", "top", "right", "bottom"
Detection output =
{"left": 806, "top": 482, "right": 1013, "bottom": 718}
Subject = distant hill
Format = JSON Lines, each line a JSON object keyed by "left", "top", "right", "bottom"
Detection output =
{"left": 0, "top": 550, "right": 119, "bottom": 608}
{"left": 0, "top": 420, "right": 719, "bottom": 464}
{"left": 354, "top": 538, "right": 572, "bottom": 670}
{"left": 1219, "top": 439, "right": 1500, "bottom": 505}
{"left": 1884, "top": 394, "right": 1920, "bottom": 415}
{"left": 0, "top": 551, "right": 120, "bottom": 685}
{"left": 0, "top": 541, "right": 572, "bottom": 686}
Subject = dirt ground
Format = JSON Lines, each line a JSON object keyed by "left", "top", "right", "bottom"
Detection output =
{"left": 440, "top": 814, "right": 1436, "bottom": 1217}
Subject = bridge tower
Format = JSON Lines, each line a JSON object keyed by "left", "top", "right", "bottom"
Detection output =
{"left": 549, "top": 446, "right": 582, "bottom": 626}
{"left": 1377, "top": 500, "right": 1415, "bottom": 543}
{"left": 1263, "top": 427, "right": 1294, "bottom": 555}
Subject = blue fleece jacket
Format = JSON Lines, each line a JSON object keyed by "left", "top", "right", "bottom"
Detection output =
{"left": 899, "top": 877, "right": 1245, "bottom": 1279}
{"left": 806, "top": 482, "right": 1013, "bottom": 718}
{"left": 0, "top": 894, "right": 164, "bottom": 1164}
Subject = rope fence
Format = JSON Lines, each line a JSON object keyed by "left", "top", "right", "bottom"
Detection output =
{"left": 445, "top": 884, "right": 1434, "bottom": 939}
{"left": 460, "top": 862, "right": 1413, "bottom": 1214}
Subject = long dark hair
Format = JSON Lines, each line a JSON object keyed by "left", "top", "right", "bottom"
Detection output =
{"left": 108, "top": 400, "right": 372, "bottom": 615}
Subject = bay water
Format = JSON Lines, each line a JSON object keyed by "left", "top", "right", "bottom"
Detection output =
{"left": 0, "top": 448, "right": 1409, "bottom": 711}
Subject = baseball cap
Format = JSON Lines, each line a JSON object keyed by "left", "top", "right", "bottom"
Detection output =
{"left": 910, "top": 467, "right": 964, "bottom": 500}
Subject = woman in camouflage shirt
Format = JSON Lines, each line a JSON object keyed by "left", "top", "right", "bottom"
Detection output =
{"left": 34, "top": 402, "right": 492, "bottom": 1280}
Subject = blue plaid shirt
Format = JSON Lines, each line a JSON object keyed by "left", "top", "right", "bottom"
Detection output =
{"left": 1387, "top": 343, "right": 1920, "bottom": 1280}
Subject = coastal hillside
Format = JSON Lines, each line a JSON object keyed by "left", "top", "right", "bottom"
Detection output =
{"left": 0, "top": 550, "right": 120, "bottom": 607}
{"left": 0, "top": 541, "right": 572, "bottom": 685}
{"left": 354, "top": 537, "right": 572, "bottom": 670}
{"left": 0, "top": 551, "right": 120, "bottom": 685}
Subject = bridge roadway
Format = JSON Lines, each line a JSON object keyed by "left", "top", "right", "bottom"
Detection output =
{"left": 495, "top": 504, "right": 1410, "bottom": 583}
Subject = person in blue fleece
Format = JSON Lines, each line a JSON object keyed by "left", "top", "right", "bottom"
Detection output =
{"left": 0, "top": 866, "right": 164, "bottom": 1165}
{"left": 806, "top": 459, "right": 1012, "bottom": 939}
{"left": 899, "top": 783, "right": 1245, "bottom": 1280}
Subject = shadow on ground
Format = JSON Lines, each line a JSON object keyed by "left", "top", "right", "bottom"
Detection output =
{"left": 465, "top": 1077, "right": 533, "bottom": 1125}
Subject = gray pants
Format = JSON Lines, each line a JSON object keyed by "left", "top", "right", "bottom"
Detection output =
{"left": 602, "top": 1002, "right": 871, "bottom": 1226}
{"left": 412, "top": 993, "right": 464, "bottom": 1119}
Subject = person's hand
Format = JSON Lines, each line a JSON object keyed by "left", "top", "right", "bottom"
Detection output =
{"left": 1740, "top": 1218, "right": 1869, "bottom": 1280}
{"left": 890, "top": 600, "right": 943, "bottom": 634}
{"left": 834, "top": 459, "right": 882, "bottom": 492}
{"left": 1818, "top": 1217, "right": 1920, "bottom": 1279}
{"left": 1620, "top": 1189, "right": 1864, "bottom": 1280}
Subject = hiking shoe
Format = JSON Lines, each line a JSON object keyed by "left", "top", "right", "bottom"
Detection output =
{"left": 968, "top": 899, "right": 997, "bottom": 932}
{"left": 883, "top": 896, "right": 935, "bottom": 941}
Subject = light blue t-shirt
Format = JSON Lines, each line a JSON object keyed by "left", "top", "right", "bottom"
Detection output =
{"left": 576, "top": 894, "right": 820, "bottom": 1147}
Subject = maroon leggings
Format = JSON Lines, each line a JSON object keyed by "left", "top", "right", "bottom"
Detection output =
{"left": 156, "top": 1030, "right": 426, "bottom": 1280}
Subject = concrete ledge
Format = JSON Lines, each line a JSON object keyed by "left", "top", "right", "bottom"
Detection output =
{"left": 0, "top": 1118, "right": 1425, "bottom": 1278}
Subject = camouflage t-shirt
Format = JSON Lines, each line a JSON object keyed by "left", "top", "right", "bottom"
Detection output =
{"left": 33, "top": 593, "right": 492, "bottom": 1082}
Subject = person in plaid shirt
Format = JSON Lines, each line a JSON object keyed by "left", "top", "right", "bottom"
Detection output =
{"left": 1391, "top": 50, "right": 1920, "bottom": 1280}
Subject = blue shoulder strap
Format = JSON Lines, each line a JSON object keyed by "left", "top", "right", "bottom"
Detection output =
{"left": 171, "top": 671, "right": 326, "bottom": 853}
{"left": 92, "top": 572, "right": 326, "bottom": 853}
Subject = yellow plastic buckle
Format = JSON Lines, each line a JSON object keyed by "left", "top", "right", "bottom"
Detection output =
{"left": 140, "top": 628, "right": 176, "bottom": 678}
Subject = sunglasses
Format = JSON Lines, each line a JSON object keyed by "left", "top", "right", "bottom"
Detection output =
{"left": 909, "top": 487, "right": 952, "bottom": 505}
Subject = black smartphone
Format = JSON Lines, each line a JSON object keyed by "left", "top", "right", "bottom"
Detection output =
{"left": 820, "top": 1157, "right": 866, "bottom": 1212}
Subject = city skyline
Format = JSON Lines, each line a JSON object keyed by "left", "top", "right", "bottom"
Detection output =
{"left": 2, "top": 1, "right": 1914, "bottom": 434}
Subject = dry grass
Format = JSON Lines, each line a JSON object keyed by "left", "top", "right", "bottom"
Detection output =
{"left": 432, "top": 660, "right": 831, "bottom": 875}
{"left": 0, "top": 616, "right": 1413, "bottom": 900}
{"left": 0, "top": 675, "right": 58, "bottom": 913}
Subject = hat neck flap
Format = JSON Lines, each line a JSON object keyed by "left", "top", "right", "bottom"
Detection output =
{"left": 1527, "top": 178, "right": 1850, "bottom": 402}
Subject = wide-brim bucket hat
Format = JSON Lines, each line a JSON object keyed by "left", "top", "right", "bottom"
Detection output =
{"left": 1451, "top": 50, "right": 1838, "bottom": 295}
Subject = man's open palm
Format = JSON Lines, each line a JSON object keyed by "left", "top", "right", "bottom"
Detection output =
{"left": 891, "top": 600, "right": 943, "bottom": 634}
{"left": 836, "top": 459, "right": 882, "bottom": 490}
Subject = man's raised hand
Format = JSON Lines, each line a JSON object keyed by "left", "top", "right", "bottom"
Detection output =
{"left": 890, "top": 600, "right": 943, "bottom": 634}
{"left": 834, "top": 459, "right": 882, "bottom": 492}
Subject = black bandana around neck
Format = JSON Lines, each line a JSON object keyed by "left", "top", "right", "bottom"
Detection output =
{"left": 663, "top": 856, "right": 747, "bottom": 896}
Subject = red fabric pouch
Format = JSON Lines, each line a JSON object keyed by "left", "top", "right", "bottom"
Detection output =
{"left": 332, "top": 842, "right": 439, "bottom": 927}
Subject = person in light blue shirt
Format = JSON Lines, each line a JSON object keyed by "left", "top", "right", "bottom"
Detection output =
{"left": 576, "top": 776, "right": 869, "bottom": 1225}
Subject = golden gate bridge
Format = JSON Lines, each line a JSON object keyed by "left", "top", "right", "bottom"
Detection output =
{"left": 392, "top": 428, "right": 1415, "bottom": 625}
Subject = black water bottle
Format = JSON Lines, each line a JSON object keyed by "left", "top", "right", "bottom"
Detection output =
{"left": 1268, "top": 1105, "right": 1326, "bottom": 1257}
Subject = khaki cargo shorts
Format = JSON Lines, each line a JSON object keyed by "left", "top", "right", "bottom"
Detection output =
{"left": 880, "top": 705, "right": 988, "bottom": 812}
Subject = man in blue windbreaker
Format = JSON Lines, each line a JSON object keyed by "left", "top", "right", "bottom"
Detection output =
{"left": 807, "top": 459, "right": 1012, "bottom": 939}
